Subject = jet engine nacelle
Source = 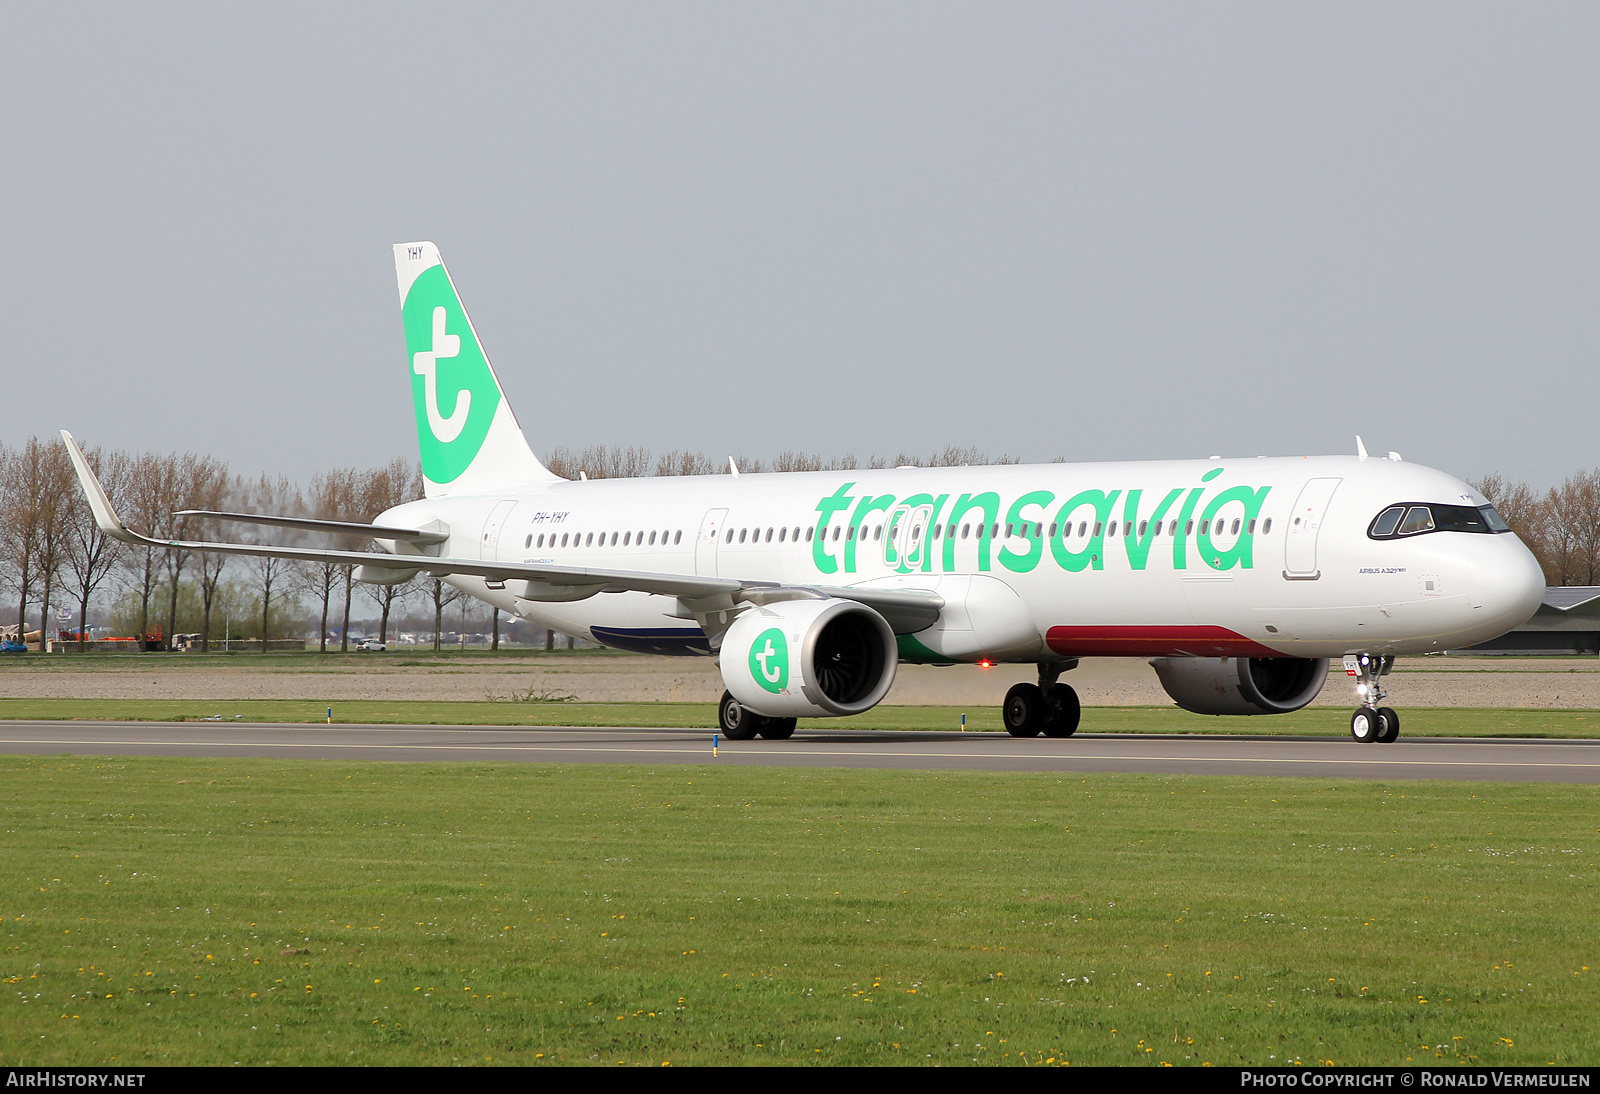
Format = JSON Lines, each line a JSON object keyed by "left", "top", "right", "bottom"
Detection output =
{"left": 720, "top": 598, "right": 898, "bottom": 718}
{"left": 1149, "top": 656, "right": 1329, "bottom": 716}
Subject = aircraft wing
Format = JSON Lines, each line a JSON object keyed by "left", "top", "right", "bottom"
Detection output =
{"left": 60, "top": 431, "right": 942, "bottom": 634}
{"left": 172, "top": 510, "right": 451, "bottom": 546}
{"left": 1532, "top": 588, "right": 1600, "bottom": 619}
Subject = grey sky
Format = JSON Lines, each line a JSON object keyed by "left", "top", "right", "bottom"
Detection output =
{"left": 4, "top": 3, "right": 1596, "bottom": 489}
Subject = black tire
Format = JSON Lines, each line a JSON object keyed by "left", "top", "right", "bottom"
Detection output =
{"left": 1003, "top": 683, "right": 1047, "bottom": 738}
{"left": 758, "top": 717, "right": 797, "bottom": 740}
{"left": 1350, "top": 706, "right": 1380, "bottom": 743}
{"left": 718, "top": 691, "right": 761, "bottom": 741}
{"left": 1042, "top": 682, "right": 1081, "bottom": 738}
{"left": 1375, "top": 706, "right": 1400, "bottom": 743}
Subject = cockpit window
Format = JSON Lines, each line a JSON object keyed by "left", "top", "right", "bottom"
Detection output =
{"left": 1397, "top": 506, "right": 1435, "bottom": 535}
{"left": 1369, "top": 503, "right": 1511, "bottom": 540}
{"left": 1431, "top": 505, "right": 1491, "bottom": 534}
{"left": 1371, "top": 506, "right": 1405, "bottom": 537}
{"left": 1480, "top": 506, "right": 1511, "bottom": 533}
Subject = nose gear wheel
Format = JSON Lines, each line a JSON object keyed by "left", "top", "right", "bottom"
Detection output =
{"left": 1346, "top": 654, "right": 1401, "bottom": 744}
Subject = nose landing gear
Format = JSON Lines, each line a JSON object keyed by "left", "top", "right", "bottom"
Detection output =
{"left": 1346, "top": 655, "right": 1400, "bottom": 743}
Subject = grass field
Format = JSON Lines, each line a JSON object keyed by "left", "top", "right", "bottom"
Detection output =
{"left": 1, "top": 755, "right": 1596, "bottom": 1066}
{"left": 3, "top": 697, "right": 1600, "bottom": 738}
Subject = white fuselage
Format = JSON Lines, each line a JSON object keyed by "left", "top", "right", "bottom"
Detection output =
{"left": 381, "top": 454, "right": 1545, "bottom": 663}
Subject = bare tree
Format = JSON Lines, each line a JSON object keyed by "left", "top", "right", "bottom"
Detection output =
{"left": 654, "top": 449, "right": 720, "bottom": 477}
{"left": 0, "top": 440, "right": 38, "bottom": 636}
{"left": 1538, "top": 471, "right": 1600, "bottom": 586}
{"left": 158, "top": 453, "right": 228, "bottom": 652}
{"left": 121, "top": 450, "right": 176, "bottom": 647}
{"left": 34, "top": 443, "right": 75, "bottom": 649}
{"left": 238, "top": 474, "right": 302, "bottom": 651}
{"left": 358, "top": 458, "right": 423, "bottom": 643}
{"left": 545, "top": 443, "right": 653, "bottom": 480}
{"left": 771, "top": 451, "right": 824, "bottom": 473}
{"left": 0, "top": 438, "right": 75, "bottom": 647}
{"left": 301, "top": 468, "right": 358, "bottom": 652}
{"left": 1565, "top": 471, "right": 1600, "bottom": 586}
{"left": 427, "top": 577, "right": 464, "bottom": 652}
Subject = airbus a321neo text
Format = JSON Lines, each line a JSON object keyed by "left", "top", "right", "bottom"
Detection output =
{"left": 62, "top": 242, "right": 1546, "bottom": 743}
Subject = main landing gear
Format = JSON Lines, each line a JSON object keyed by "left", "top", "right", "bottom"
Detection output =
{"left": 1003, "top": 661, "right": 1082, "bottom": 738}
{"left": 1347, "top": 654, "right": 1400, "bottom": 744}
{"left": 718, "top": 691, "right": 796, "bottom": 741}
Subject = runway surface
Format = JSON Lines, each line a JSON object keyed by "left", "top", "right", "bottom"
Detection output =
{"left": 2, "top": 720, "right": 1599, "bottom": 782}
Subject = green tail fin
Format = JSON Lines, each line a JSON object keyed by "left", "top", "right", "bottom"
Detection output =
{"left": 394, "top": 242, "right": 558, "bottom": 495}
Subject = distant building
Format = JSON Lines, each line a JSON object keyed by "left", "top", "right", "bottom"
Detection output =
{"left": 1459, "top": 587, "right": 1600, "bottom": 655}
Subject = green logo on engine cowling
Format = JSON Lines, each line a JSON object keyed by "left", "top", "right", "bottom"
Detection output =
{"left": 403, "top": 264, "right": 501, "bottom": 484}
{"left": 749, "top": 628, "right": 788, "bottom": 693}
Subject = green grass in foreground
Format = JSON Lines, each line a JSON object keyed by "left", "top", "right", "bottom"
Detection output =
{"left": 3, "top": 697, "right": 1600, "bottom": 737}
{"left": 0, "top": 756, "right": 1596, "bottom": 1066}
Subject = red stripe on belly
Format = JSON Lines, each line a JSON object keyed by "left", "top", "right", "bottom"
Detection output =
{"left": 1044, "top": 625, "right": 1285, "bottom": 658}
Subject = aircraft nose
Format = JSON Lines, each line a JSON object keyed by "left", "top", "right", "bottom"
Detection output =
{"left": 1478, "top": 536, "right": 1547, "bottom": 630}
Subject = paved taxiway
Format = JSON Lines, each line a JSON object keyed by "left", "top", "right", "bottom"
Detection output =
{"left": 1, "top": 720, "right": 1598, "bottom": 782}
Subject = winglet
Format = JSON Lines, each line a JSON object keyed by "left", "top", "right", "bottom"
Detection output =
{"left": 1355, "top": 435, "right": 1369, "bottom": 462}
{"left": 58, "top": 431, "right": 142, "bottom": 545}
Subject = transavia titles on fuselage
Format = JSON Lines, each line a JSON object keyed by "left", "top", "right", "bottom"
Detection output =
{"left": 61, "top": 242, "right": 1546, "bottom": 744}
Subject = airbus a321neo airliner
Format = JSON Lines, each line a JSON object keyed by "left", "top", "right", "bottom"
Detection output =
{"left": 62, "top": 242, "right": 1547, "bottom": 744}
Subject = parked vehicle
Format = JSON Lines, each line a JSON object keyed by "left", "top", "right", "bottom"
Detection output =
{"left": 354, "top": 639, "right": 386, "bottom": 652}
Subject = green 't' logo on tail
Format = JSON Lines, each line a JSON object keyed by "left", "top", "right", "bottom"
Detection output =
{"left": 403, "top": 265, "right": 501, "bottom": 484}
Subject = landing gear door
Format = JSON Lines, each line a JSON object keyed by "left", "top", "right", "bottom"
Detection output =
{"left": 696, "top": 508, "right": 728, "bottom": 576}
{"left": 1284, "top": 478, "right": 1341, "bottom": 579}
{"left": 883, "top": 504, "right": 933, "bottom": 574}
